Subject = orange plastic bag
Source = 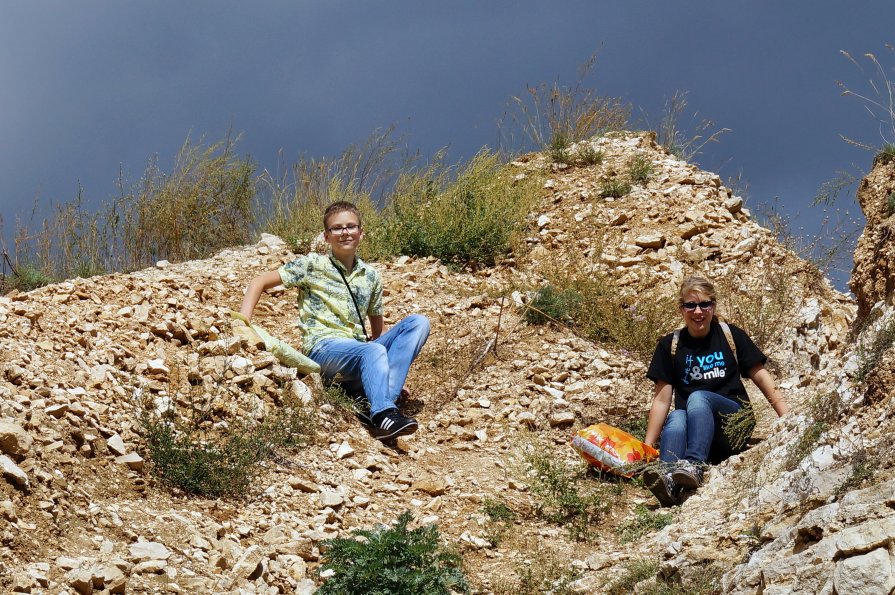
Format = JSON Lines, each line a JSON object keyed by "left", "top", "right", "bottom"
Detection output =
{"left": 570, "top": 423, "right": 659, "bottom": 477}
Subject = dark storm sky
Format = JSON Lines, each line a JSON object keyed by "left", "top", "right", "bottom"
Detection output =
{"left": 1, "top": 2, "right": 893, "bottom": 286}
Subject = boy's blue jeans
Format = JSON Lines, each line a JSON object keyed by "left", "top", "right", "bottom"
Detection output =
{"left": 660, "top": 390, "right": 744, "bottom": 464}
{"left": 307, "top": 314, "right": 430, "bottom": 416}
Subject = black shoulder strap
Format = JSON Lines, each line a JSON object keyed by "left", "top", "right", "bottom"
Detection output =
{"left": 332, "top": 259, "right": 370, "bottom": 342}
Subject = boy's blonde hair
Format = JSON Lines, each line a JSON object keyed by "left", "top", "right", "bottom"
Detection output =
{"left": 323, "top": 201, "right": 362, "bottom": 231}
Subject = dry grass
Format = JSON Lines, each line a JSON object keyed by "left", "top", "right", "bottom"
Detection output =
{"left": 500, "top": 54, "right": 630, "bottom": 155}
{"left": 6, "top": 133, "right": 256, "bottom": 287}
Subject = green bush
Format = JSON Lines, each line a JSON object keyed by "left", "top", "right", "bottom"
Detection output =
{"left": 548, "top": 131, "right": 572, "bottom": 164}
{"left": 607, "top": 559, "right": 722, "bottom": 595}
{"left": 8, "top": 133, "right": 256, "bottom": 284}
{"left": 524, "top": 285, "right": 582, "bottom": 325}
{"left": 257, "top": 128, "right": 402, "bottom": 260}
{"left": 316, "top": 511, "right": 469, "bottom": 595}
{"left": 518, "top": 441, "right": 616, "bottom": 541}
{"left": 575, "top": 143, "right": 604, "bottom": 166}
{"left": 628, "top": 154, "right": 654, "bottom": 183}
{"left": 599, "top": 177, "right": 632, "bottom": 199}
{"left": 139, "top": 370, "right": 315, "bottom": 498}
{"left": 853, "top": 315, "right": 895, "bottom": 383}
{"left": 531, "top": 261, "right": 678, "bottom": 362}
{"left": 618, "top": 504, "right": 673, "bottom": 543}
{"left": 887, "top": 192, "right": 895, "bottom": 216}
{"left": 878, "top": 144, "right": 895, "bottom": 165}
{"left": 0, "top": 263, "right": 54, "bottom": 293}
{"left": 380, "top": 150, "right": 539, "bottom": 266}
{"left": 482, "top": 497, "right": 517, "bottom": 546}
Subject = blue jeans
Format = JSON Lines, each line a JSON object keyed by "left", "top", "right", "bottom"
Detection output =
{"left": 307, "top": 314, "right": 430, "bottom": 416}
{"left": 660, "top": 390, "right": 746, "bottom": 464}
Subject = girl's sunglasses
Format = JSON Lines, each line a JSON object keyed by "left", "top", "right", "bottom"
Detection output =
{"left": 681, "top": 300, "right": 715, "bottom": 311}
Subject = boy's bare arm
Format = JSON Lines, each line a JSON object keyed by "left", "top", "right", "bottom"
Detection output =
{"left": 369, "top": 315, "right": 383, "bottom": 339}
{"left": 239, "top": 271, "right": 284, "bottom": 322}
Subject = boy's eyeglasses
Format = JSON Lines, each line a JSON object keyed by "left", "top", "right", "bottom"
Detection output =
{"left": 681, "top": 301, "right": 715, "bottom": 311}
{"left": 327, "top": 224, "right": 360, "bottom": 234}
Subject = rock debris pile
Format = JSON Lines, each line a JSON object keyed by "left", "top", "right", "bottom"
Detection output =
{"left": 0, "top": 132, "right": 890, "bottom": 593}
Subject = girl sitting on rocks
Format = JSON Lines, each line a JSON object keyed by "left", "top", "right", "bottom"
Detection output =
{"left": 641, "top": 275, "right": 790, "bottom": 506}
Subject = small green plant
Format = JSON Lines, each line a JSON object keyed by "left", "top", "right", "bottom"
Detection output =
{"left": 316, "top": 511, "right": 469, "bottom": 595}
{"left": 548, "top": 131, "right": 572, "bottom": 164}
{"left": 534, "top": 256, "right": 678, "bottom": 362}
{"left": 651, "top": 90, "right": 729, "bottom": 162}
{"left": 878, "top": 144, "right": 895, "bottom": 165}
{"left": 0, "top": 262, "right": 53, "bottom": 293}
{"left": 887, "top": 191, "right": 895, "bottom": 216}
{"left": 139, "top": 364, "right": 315, "bottom": 498}
{"left": 575, "top": 143, "right": 604, "bottom": 166}
{"left": 499, "top": 54, "right": 630, "bottom": 155}
{"left": 628, "top": 154, "right": 653, "bottom": 184}
{"left": 836, "top": 448, "right": 877, "bottom": 497}
{"left": 517, "top": 440, "right": 616, "bottom": 541}
{"left": 491, "top": 544, "right": 580, "bottom": 595}
{"left": 380, "top": 150, "right": 539, "bottom": 266}
{"left": 607, "top": 559, "right": 722, "bottom": 595}
{"left": 722, "top": 402, "right": 756, "bottom": 452}
{"left": 599, "top": 176, "right": 632, "bottom": 199}
{"left": 482, "top": 497, "right": 517, "bottom": 546}
{"left": 618, "top": 504, "right": 673, "bottom": 543}
{"left": 783, "top": 391, "right": 842, "bottom": 471}
{"left": 606, "top": 560, "right": 658, "bottom": 595}
{"left": 853, "top": 315, "right": 895, "bottom": 383}
{"left": 524, "top": 284, "right": 582, "bottom": 325}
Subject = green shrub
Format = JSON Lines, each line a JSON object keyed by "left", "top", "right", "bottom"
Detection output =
{"left": 138, "top": 367, "right": 315, "bottom": 497}
{"left": 606, "top": 560, "right": 658, "bottom": 595}
{"left": 783, "top": 391, "right": 842, "bottom": 472}
{"left": 599, "top": 177, "right": 632, "bottom": 199}
{"left": 524, "top": 285, "right": 582, "bottom": 325}
{"left": 548, "top": 131, "right": 572, "bottom": 164}
{"left": 482, "top": 497, "right": 517, "bottom": 546}
{"left": 878, "top": 144, "right": 895, "bottom": 165}
{"left": 119, "top": 134, "right": 256, "bottom": 266}
{"left": 316, "top": 511, "right": 469, "bottom": 595}
{"left": 722, "top": 402, "right": 756, "bottom": 452}
{"left": 1, "top": 262, "right": 54, "bottom": 293}
{"left": 380, "top": 150, "right": 539, "bottom": 266}
{"left": 491, "top": 546, "right": 580, "bottom": 595}
{"left": 607, "top": 559, "right": 722, "bottom": 595}
{"left": 618, "top": 504, "right": 673, "bottom": 543}
{"left": 575, "top": 143, "right": 604, "bottom": 166}
{"left": 532, "top": 260, "right": 678, "bottom": 362}
{"left": 853, "top": 315, "right": 895, "bottom": 383}
{"left": 887, "top": 192, "right": 895, "bottom": 216}
{"left": 518, "top": 440, "right": 616, "bottom": 541}
{"left": 628, "top": 154, "right": 654, "bottom": 183}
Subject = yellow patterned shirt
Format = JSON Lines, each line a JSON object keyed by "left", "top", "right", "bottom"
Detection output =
{"left": 277, "top": 251, "right": 383, "bottom": 353}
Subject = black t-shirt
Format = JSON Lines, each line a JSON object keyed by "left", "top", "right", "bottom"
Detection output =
{"left": 646, "top": 321, "right": 766, "bottom": 409}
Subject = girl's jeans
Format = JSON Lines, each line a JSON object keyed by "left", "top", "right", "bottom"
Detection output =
{"left": 307, "top": 314, "right": 430, "bottom": 416}
{"left": 660, "top": 390, "right": 748, "bottom": 464}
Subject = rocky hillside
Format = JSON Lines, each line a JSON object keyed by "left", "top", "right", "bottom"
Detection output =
{"left": 0, "top": 131, "right": 886, "bottom": 594}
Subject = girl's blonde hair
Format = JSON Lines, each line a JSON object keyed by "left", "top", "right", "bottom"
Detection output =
{"left": 679, "top": 276, "right": 721, "bottom": 318}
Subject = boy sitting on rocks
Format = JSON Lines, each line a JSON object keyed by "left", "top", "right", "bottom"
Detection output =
{"left": 239, "top": 201, "right": 429, "bottom": 441}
